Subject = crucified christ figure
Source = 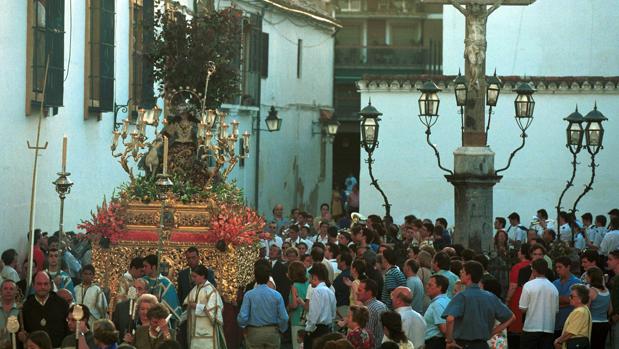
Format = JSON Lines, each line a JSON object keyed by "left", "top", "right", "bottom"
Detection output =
{"left": 450, "top": 0, "right": 504, "bottom": 90}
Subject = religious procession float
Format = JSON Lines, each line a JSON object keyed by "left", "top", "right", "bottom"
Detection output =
{"left": 80, "top": 61, "right": 263, "bottom": 305}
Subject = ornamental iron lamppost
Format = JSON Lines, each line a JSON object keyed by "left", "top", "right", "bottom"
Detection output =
{"left": 418, "top": 81, "right": 453, "bottom": 175}
{"left": 556, "top": 106, "right": 584, "bottom": 225}
{"left": 484, "top": 71, "right": 502, "bottom": 134}
{"left": 495, "top": 82, "right": 536, "bottom": 174}
{"left": 359, "top": 101, "right": 391, "bottom": 217}
{"left": 413, "top": 0, "right": 536, "bottom": 252}
{"left": 572, "top": 103, "right": 608, "bottom": 213}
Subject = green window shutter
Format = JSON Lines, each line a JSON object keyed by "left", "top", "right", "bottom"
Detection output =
{"left": 260, "top": 32, "right": 268, "bottom": 78}
{"left": 99, "top": 0, "right": 115, "bottom": 111}
{"left": 45, "top": 0, "right": 65, "bottom": 107}
{"left": 141, "top": 0, "right": 155, "bottom": 108}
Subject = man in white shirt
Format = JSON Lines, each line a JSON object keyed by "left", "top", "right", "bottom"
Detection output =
{"left": 506, "top": 212, "right": 527, "bottom": 244}
{"left": 0, "top": 249, "right": 20, "bottom": 282}
{"left": 519, "top": 258, "right": 559, "bottom": 348}
{"left": 600, "top": 216, "right": 619, "bottom": 255}
{"left": 391, "top": 286, "right": 426, "bottom": 349}
{"left": 304, "top": 263, "right": 336, "bottom": 349}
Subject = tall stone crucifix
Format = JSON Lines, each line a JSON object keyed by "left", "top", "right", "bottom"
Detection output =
{"left": 422, "top": 0, "right": 535, "bottom": 251}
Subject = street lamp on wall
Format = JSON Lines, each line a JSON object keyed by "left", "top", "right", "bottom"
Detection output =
{"left": 264, "top": 106, "right": 282, "bottom": 132}
{"left": 572, "top": 103, "right": 608, "bottom": 213}
{"left": 359, "top": 101, "right": 391, "bottom": 217}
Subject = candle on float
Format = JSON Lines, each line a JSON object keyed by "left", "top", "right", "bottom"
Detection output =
{"left": 163, "top": 136, "right": 169, "bottom": 175}
{"left": 61, "top": 135, "right": 68, "bottom": 172}
{"left": 112, "top": 131, "right": 121, "bottom": 148}
{"left": 122, "top": 119, "right": 130, "bottom": 135}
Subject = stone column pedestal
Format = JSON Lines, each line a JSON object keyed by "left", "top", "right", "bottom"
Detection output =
{"left": 445, "top": 146, "right": 501, "bottom": 252}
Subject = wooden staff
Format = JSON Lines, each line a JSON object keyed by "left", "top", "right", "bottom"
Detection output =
{"left": 26, "top": 55, "right": 51, "bottom": 289}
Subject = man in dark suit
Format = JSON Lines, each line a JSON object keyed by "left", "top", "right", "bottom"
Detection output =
{"left": 112, "top": 278, "right": 148, "bottom": 343}
{"left": 20, "top": 271, "right": 69, "bottom": 347}
{"left": 269, "top": 244, "right": 292, "bottom": 308}
{"left": 176, "top": 246, "right": 215, "bottom": 348}
{"left": 177, "top": 246, "right": 216, "bottom": 304}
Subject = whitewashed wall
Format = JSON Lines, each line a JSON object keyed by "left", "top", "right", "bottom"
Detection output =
{"left": 358, "top": 0, "right": 619, "bottom": 226}
{"left": 0, "top": 1, "right": 335, "bottom": 253}
{"left": 257, "top": 8, "right": 335, "bottom": 217}
{"left": 358, "top": 87, "right": 618, "bottom": 226}
{"left": 0, "top": 1, "right": 131, "bottom": 255}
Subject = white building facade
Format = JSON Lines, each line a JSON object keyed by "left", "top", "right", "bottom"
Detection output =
{"left": 357, "top": 0, "right": 619, "bottom": 247}
{"left": 0, "top": 0, "right": 337, "bottom": 252}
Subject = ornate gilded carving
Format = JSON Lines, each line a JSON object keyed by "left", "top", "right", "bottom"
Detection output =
{"left": 93, "top": 241, "right": 259, "bottom": 304}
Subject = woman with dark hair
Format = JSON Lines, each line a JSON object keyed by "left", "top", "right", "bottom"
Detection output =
{"left": 554, "top": 284, "right": 591, "bottom": 349}
{"left": 26, "top": 331, "right": 52, "bottom": 349}
{"left": 346, "top": 305, "right": 374, "bottom": 349}
{"left": 62, "top": 304, "right": 97, "bottom": 349}
{"left": 344, "top": 259, "right": 367, "bottom": 306}
{"left": 586, "top": 267, "right": 610, "bottom": 348}
{"left": 494, "top": 230, "right": 509, "bottom": 255}
{"left": 288, "top": 261, "right": 309, "bottom": 349}
{"left": 380, "top": 311, "right": 413, "bottom": 349}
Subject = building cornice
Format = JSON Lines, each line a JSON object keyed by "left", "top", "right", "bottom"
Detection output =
{"left": 263, "top": 0, "right": 342, "bottom": 28}
{"left": 357, "top": 75, "right": 619, "bottom": 94}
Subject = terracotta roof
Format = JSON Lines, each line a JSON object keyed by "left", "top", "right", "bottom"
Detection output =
{"left": 357, "top": 75, "right": 619, "bottom": 93}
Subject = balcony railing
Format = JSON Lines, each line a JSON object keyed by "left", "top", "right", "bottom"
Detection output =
{"left": 335, "top": 44, "right": 442, "bottom": 73}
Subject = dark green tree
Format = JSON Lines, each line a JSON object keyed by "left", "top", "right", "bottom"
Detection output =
{"left": 151, "top": 2, "right": 242, "bottom": 108}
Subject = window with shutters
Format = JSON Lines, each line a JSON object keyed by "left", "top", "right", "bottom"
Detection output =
{"left": 26, "top": 0, "right": 65, "bottom": 115}
{"left": 129, "top": 0, "right": 155, "bottom": 113}
{"left": 85, "top": 0, "right": 115, "bottom": 117}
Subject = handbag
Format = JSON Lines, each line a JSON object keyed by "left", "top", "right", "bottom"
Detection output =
{"left": 565, "top": 306, "right": 591, "bottom": 349}
{"left": 565, "top": 337, "right": 589, "bottom": 349}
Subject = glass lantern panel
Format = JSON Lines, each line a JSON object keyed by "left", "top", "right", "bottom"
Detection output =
{"left": 455, "top": 87, "right": 467, "bottom": 106}
{"left": 363, "top": 118, "right": 377, "bottom": 143}
{"left": 429, "top": 93, "right": 439, "bottom": 116}
{"left": 487, "top": 87, "right": 499, "bottom": 106}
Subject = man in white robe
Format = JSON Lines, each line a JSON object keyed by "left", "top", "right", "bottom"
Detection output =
{"left": 184, "top": 265, "right": 226, "bottom": 349}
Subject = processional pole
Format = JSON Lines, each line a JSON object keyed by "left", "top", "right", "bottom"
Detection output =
{"left": 26, "top": 56, "right": 50, "bottom": 290}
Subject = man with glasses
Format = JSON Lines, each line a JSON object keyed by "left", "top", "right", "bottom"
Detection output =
{"left": 517, "top": 244, "right": 555, "bottom": 288}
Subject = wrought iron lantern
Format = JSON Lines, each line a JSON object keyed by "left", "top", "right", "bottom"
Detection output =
{"left": 453, "top": 71, "right": 467, "bottom": 107}
{"left": 583, "top": 103, "right": 607, "bottom": 154}
{"left": 418, "top": 81, "right": 442, "bottom": 129}
{"left": 265, "top": 106, "right": 282, "bottom": 132}
{"left": 563, "top": 106, "right": 584, "bottom": 151}
{"left": 513, "top": 82, "right": 536, "bottom": 131}
{"left": 359, "top": 101, "right": 382, "bottom": 154}
{"left": 326, "top": 119, "right": 340, "bottom": 138}
{"left": 486, "top": 71, "right": 502, "bottom": 107}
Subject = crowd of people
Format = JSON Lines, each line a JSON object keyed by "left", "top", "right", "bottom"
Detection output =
{"left": 1, "top": 205, "right": 619, "bottom": 349}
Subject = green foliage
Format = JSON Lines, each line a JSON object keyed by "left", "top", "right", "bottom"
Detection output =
{"left": 117, "top": 175, "right": 244, "bottom": 205}
{"left": 151, "top": 3, "right": 242, "bottom": 108}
